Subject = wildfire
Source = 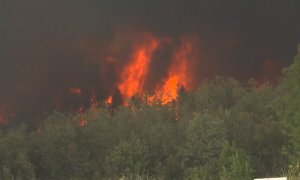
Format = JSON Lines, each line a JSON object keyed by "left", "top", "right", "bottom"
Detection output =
{"left": 65, "top": 33, "right": 198, "bottom": 111}
{"left": 70, "top": 87, "right": 82, "bottom": 96}
{"left": 71, "top": 34, "right": 197, "bottom": 109}
{"left": 0, "top": 32, "right": 199, "bottom": 126}
{"left": 150, "top": 38, "right": 197, "bottom": 104}
{"left": 118, "top": 34, "right": 160, "bottom": 102}
{"left": 105, "top": 95, "right": 113, "bottom": 105}
{"left": 114, "top": 34, "right": 198, "bottom": 105}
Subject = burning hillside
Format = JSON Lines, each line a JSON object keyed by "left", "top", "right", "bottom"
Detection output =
{"left": 64, "top": 33, "right": 199, "bottom": 114}
{"left": 0, "top": 32, "right": 200, "bottom": 125}
{"left": 111, "top": 33, "right": 198, "bottom": 106}
{"left": 1, "top": 0, "right": 299, "bottom": 126}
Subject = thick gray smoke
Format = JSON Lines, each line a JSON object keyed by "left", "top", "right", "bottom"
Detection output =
{"left": 1, "top": 0, "right": 300, "bottom": 126}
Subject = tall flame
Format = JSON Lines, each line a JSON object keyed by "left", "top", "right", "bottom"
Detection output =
{"left": 118, "top": 34, "right": 160, "bottom": 101}
{"left": 152, "top": 38, "right": 197, "bottom": 104}
{"left": 68, "top": 35, "right": 196, "bottom": 109}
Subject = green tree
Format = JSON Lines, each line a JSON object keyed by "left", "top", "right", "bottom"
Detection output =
{"left": 29, "top": 112, "right": 80, "bottom": 179}
{"left": 0, "top": 126, "right": 36, "bottom": 180}
{"left": 275, "top": 44, "right": 300, "bottom": 162}
{"left": 180, "top": 111, "right": 227, "bottom": 180}
{"left": 229, "top": 83, "right": 287, "bottom": 176}
{"left": 219, "top": 141, "right": 253, "bottom": 180}
{"left": 105, "top": 138, "right": 149, "bottom": 178}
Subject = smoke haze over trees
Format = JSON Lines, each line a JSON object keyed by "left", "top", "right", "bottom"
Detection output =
{"left": 1, "top": 0, "right": 300, "bottom": 124}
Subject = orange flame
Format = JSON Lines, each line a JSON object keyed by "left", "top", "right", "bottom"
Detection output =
{"left": 105, "top": 95, "right": 113, "bottom": 105}
{"left": 151, "top": 38, "right": 197, "bottom": 104}
{"left": 74, "top": 34, "right": 197, "bottom": 114}
{"left": 118, "top": 34, "right": 160, "bottom": 102}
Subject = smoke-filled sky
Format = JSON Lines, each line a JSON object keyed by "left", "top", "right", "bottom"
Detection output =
{"left": 1, "top": 0, "right": 300, "bottom": 125}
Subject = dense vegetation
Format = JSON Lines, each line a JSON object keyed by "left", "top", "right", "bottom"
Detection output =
{"left": 1, "top": 45, "right": 300, "bottom": 179}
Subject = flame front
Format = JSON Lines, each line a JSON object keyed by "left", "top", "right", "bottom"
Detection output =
{"left": 118, "top": 35, "right": 160, "bottom": 102}
{"left": 69, "top": 34, "right": 196, "bottom": 110}
{"left": 1, "top": 32, "right": 199, "bottom": 125}
{"left": 151, "top": 38, "right": 197, "bottom": 104}
{"left": 66, "top": 34, "right": 197, "bottom": 120}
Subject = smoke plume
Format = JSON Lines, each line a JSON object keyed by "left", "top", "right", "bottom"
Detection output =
{"left": 1, "top": 0, "right": 300, "bottom": 125}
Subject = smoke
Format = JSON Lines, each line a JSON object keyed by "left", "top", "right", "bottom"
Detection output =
{"left": 1, "top": 0, "right": 300, "bottom": 125}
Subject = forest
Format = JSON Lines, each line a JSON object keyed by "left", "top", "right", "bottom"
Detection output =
{"left": 0, "top": 45, "right": 300, "bottom": 180}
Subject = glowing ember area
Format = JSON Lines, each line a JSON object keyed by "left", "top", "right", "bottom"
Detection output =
{"left": 105, "top": 96, "right": 113, "bottom": 105}
{"left": 151, "top": 38, "right": 197, "bottom": 104}
{"left": 0, "top": 106, "right": 14, "bottom": 125}
{"left": 0, "top": 111, "right": 8, "bottom": 124}
{"left": 79, "top": 118, "right": 87, "bottom": 127}
{"left": 70, "top": 87, "right": 82, "bottom": 96}
{"left": 118, "top": 34, "right": 160, "bottom": 101}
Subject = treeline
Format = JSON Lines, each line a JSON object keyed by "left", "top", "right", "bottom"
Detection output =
{"left": 1, "top": 46, "right": 300, "bottom": 179}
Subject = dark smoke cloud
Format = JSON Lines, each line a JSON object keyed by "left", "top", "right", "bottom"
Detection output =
{"left": 1, "top": 0, "right": 300, "bottom": 125}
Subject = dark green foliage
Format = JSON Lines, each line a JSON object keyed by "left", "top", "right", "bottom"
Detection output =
{"left": 0, "top": 126, "right": 35, "bottom": 180}
{"left": 219, "top": 141, "right": 253, "bottom": 180}
{"left": 275, "top": 44, "right": 300, "bottom": 162}
{"left": 0, "top": 78, "right": 289, "bottom": 179}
